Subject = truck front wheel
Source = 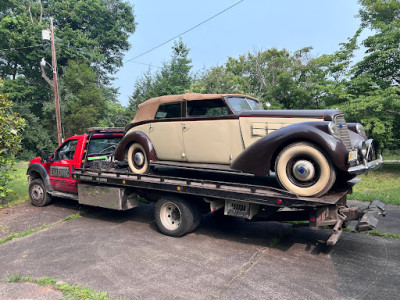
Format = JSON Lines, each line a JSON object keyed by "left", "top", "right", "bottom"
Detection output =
{"left": 155, "top": 196, "right": 200, "bottom": 237}
{"left": 29, "top": 179, "right": 52, "bottom": 206}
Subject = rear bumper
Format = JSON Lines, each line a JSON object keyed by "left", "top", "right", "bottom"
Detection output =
{"left": 348, "top": 155, "right": 383, "bottom": 175}
{"left": 325, "top": 200, "right": 386, "bottom": 245}
{"left": 355, "top": 200, "right": 386, "bottom": 231}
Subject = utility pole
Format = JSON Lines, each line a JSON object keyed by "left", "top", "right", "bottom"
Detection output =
{"left": 50, "top": 17, "right": 62, "bottom": 146}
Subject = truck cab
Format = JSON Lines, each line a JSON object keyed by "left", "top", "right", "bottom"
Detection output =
{"left": 27, "top": 128, "right": 124, "bottom": 205}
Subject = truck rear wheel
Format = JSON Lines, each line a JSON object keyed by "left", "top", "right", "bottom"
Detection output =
{"left": 275, "top": 142, "right": 336, "bottom": 197}
{"left": 29, "top": 179, "right": 52, "bottom": 206}
{"left": 155, "top": 196, "right": 199, "bottom": 237}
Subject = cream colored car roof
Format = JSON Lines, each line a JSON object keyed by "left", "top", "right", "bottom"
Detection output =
{"left": 132, "top": 93, "right": 259, "bottom": 123}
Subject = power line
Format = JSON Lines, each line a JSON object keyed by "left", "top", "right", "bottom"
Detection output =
{"left": 125, "top": 0, "right": 244, "bottom": 63}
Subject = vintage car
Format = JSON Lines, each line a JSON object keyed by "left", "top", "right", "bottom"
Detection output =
{"left": 114, "top": 93, "right": 383, "bottom": 197}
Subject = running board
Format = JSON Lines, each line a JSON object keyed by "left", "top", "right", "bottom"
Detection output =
{"left": 48, "top": 190, "right": 79, "bottom": 201}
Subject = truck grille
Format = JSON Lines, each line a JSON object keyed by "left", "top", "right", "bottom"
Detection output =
{"left": 334, "top": 114, "right": 352, "bottom": 151}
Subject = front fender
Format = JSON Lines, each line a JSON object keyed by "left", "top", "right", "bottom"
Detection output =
{"left": 27, "top": 163, "right": 54, "bottom": 192}
{"left": 231, "top": 122, "right": 349, "bottom": 176}
{"left": 114, "top": 131, "right": 158, "bottom": 162}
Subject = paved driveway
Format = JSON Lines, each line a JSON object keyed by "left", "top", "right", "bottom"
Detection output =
{"left": 0, "top": 199, "right": 399, "bottom": 299}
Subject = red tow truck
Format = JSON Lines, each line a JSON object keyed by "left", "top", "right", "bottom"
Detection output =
{"left": 27, "top": 128, "right": 386, "bottom": 245}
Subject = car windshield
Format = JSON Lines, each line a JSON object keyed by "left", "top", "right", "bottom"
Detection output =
{"left": 226, "top": 97, "right": 264, "bottom": 112}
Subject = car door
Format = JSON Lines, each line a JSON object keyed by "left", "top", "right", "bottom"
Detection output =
{"left": 182, "top": 99, "right": 238, "bottom": 164}
{"left": 148, "top": 102, "right": 185, "bottom": 161}
{"left": 48, "top": 138, "right": 80, "bottom": 193}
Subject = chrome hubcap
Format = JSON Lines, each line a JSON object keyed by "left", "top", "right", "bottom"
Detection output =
{"left": 292, "top": 160, "right": 315, "bottom": 181}
{"left": 134, "top": 152, "right": 145, "bottom": 166}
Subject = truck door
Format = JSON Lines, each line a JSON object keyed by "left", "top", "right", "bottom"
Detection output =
{"left": 48, "top": 138, "right": 80, "bottom": 193}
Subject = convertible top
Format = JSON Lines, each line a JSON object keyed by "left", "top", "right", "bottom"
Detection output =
{"left": 132, "top": 93, "right": 259, "bottom": 123}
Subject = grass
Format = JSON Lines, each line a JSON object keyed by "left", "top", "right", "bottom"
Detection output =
{"left": 362, "top": 230, "right": 400, "bottom": 239}
{"left": 4, "top": 275, "right": 111, "bottom": 300}
{"left": 348, "top": 163, "right": 400, "bottom": 205}
{"left": 0, "top": 212, "right": 81, "bottom": 246}
{"left": 381, "top": 149, "right": 400, "bottom": 161}
{"left": 1, "top": 166, "right": 29, "bottom": 208}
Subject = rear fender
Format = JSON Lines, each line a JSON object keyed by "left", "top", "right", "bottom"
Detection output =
{"left": 114, "top": 131, "right": 158, "bottom": 162}
{"left": 231, "top": 122, "right": 349, "bottom": 176}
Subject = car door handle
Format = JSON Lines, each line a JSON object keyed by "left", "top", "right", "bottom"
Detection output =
{"left": 182, "top": 125, "right": 189, "bottom": 131}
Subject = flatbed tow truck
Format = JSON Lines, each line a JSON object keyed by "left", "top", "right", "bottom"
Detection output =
{"left": 28, "top": 128, "right": 386, "bottom": 245}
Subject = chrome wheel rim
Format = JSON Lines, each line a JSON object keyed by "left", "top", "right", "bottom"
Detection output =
{"left": 159, "top": 202, "right": 181, "bottom": 231}
{"left": 31, "top": 184, "right": 44, "bottom": 200}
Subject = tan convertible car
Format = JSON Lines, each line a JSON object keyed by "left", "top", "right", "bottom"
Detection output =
{"left": 114, "top": 93, "right": 383, "bottom": 197}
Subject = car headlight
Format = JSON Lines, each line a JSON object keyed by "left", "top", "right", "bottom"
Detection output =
{"left": 356, "top": 123, "right": 367, "bottom": 139}
{"left": 357, "top": 140, "right": 367, "bottom": 158}
{"left": 328, "top": 122, "right": 339, "bottom": 139}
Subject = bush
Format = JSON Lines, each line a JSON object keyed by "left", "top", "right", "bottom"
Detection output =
{"left": 0, "top": 79, "right": 26, "bottom": 201}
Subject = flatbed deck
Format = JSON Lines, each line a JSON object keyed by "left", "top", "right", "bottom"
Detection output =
{"left": 72, "top": 167, "right": 355, "bottom": 209}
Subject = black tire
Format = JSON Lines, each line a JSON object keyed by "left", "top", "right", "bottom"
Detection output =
{"left": 127, "top": 143, "right": 149, "bottom": 174}
{"left": 29, "top": 179, "right": 52, "bottom": 207}
{"left": 155, "top": 196, "right": 199, "bottom": 237}
{"left": 275, "top": 142, "right": 336, "bottom": 197}
{"left": 189, "top": 204, "right": 201, "bottom": 233}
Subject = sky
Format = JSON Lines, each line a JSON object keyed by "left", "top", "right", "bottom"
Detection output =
{"left": 114, "top": 0, "right": 364, "bottom": 106}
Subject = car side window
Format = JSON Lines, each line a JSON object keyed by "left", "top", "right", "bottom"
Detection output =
{"left": 187, "top": 99, "right": 230, "bottom": 117}
{"left": 155, "top": 102, "right": 182, "bottom": 119}
{"left": 56, "top": 139, "right": 78, "bottom": 160}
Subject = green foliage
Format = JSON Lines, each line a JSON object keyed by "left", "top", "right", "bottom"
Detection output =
{"left": 338, "top": 0, "right": 400, "bottom": 149}
{"left": 0, "top": 0, "right": 135, "bottom": 81}
{"left": 60, "top": 60, "right": 108, "bottom": 136}
{"left": 191, "top": 48, "right": 329, "bottom": 109}
{"left": 3, "top": 77, "right": 56, "bottom": 159}
{"left": 349, "top": 164, "right": 400, "bottom": 205}
{"left": 0, "top": 80, "right": 26, "bottom": 201}
{"left": 128, "top": 39, "right": 192, "bottom": 116}
{"left": 1, "top": 166, "right": 29, "bottom": 208}
{"left": 0, "top": 0, "right": 134, "bottom": 158}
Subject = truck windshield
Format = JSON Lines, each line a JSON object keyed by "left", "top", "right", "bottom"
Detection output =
{"left": 226, "top": 97, "right": 264, "bottom": 112}
{"left": 88, "top": 137, "right": 121, "bottom": 155}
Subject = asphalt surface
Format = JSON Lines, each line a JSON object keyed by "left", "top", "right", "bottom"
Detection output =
{"left": 0, "top": 198, "right": 399, "bottom": 300}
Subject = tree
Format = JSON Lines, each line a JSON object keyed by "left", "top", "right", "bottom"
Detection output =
{"left": 355, "top": 0, "right": 400, "bottom": 88}
{"left": 0, "top": 79, "right": 26, "bottom": 201}
{"left": 3, "top": 77, "right": 55, "bottom": 159}
{"left": 60, "top": 60, "right": 108, "bottom": 136}
{"left": 333, "top": 0, "right": 400, "bottom": 150}
{"left": 191, "top": 48, "right": 328, "bottom": 109}
{"left": 128, "top": 39, "right": 192, "bottom": 116}
{"left": 0, "top": 0, "right": 135, "bottom": 82}
{"left": 0, "top": 0, "right": 135, "bottom": 156}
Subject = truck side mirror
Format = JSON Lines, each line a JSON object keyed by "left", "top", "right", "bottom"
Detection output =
{"left": 40, "top": 151, "right": 55, "bottom": 163}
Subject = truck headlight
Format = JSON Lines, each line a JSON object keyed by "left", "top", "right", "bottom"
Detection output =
{"left": 356, "top": 124, "right": 367, "bottom": 139}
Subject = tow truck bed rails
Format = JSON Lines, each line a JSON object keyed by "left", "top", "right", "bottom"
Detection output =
{"left": 72, "top": 168, "right": 351, "bottom": 208}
